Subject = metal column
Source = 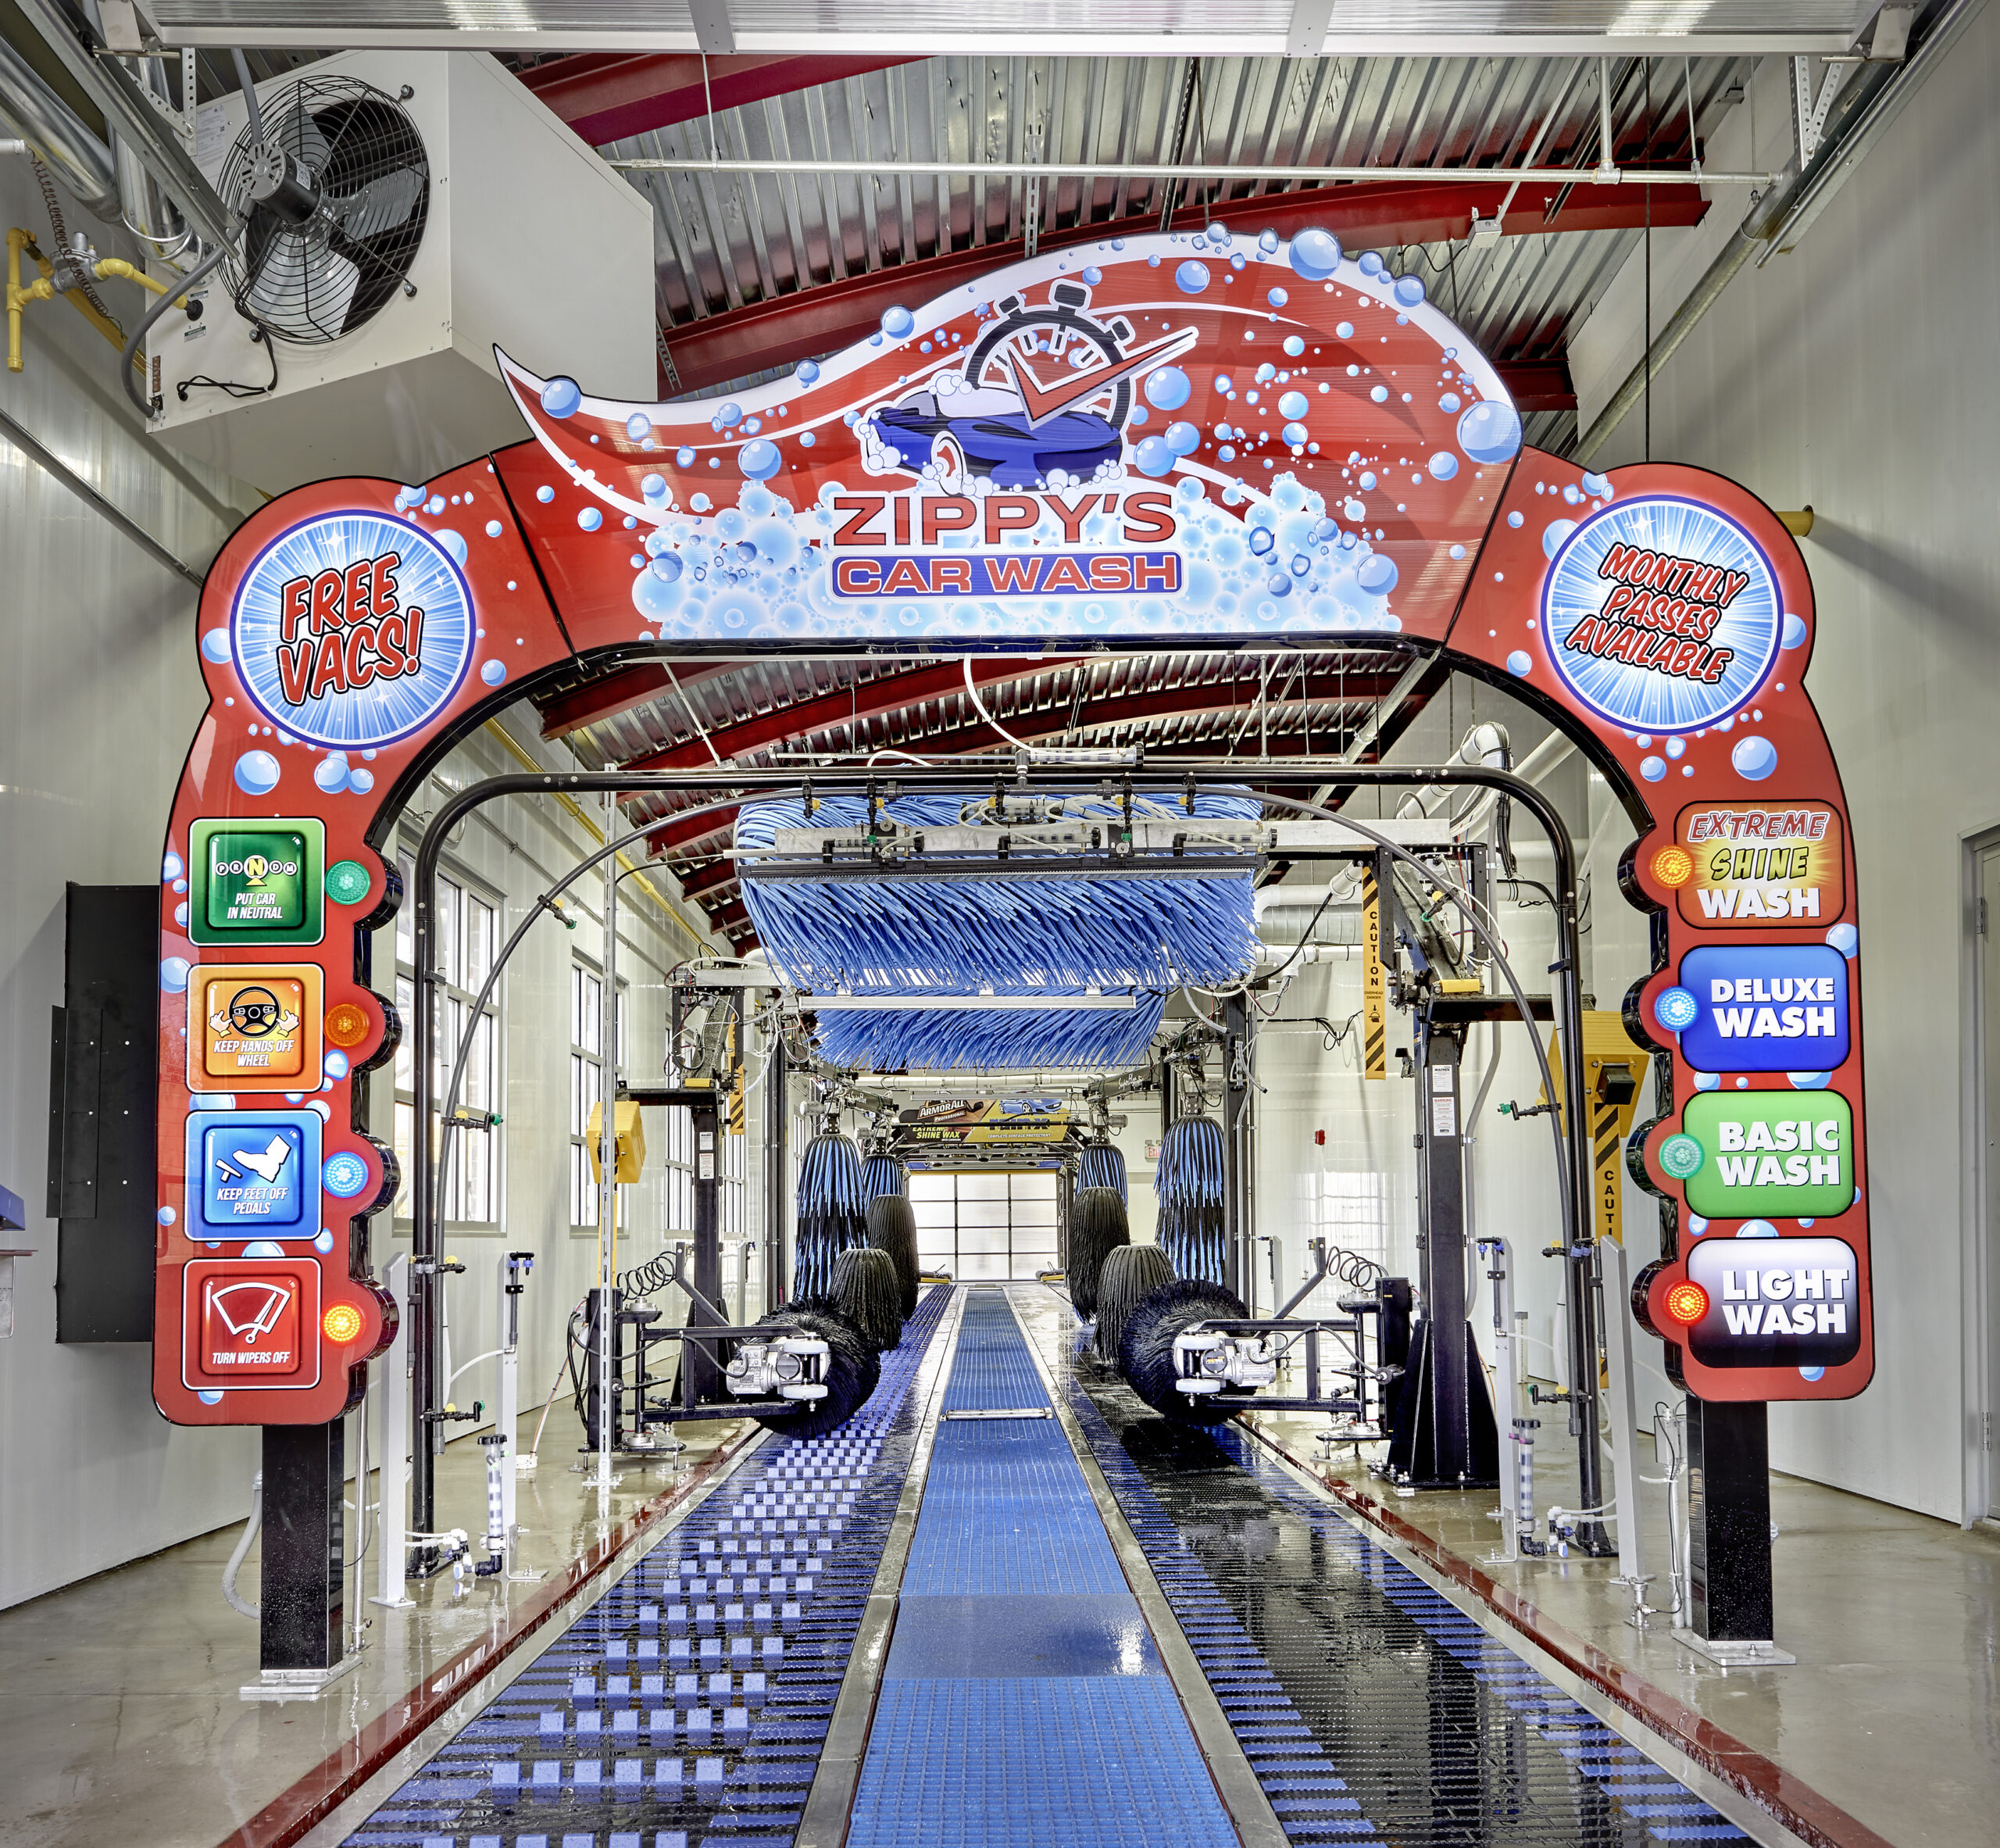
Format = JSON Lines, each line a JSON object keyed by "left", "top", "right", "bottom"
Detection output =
{"left": 258, "top": 1421, "right": 345, "bottom": 1678}
{"left": 1222, "top": 991, "right": 1253, "bottom": 1305}
{"left": 688, "top": 1100, "right": 724, "bottom": 1403}
{"left": 764, "top": 1049, "right": 788, "bottom": 1307}
{"left": 1678, "top": 1398, "right": 1792, "bottom": 1663}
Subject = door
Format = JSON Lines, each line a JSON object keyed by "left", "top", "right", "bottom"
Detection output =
{"left": 1982, "top": 846, "right": 2000, "bottom": 1516}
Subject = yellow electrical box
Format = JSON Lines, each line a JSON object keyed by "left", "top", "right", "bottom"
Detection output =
{"left": 1540, "top": 1011, "right": 1651, "bottom": 1247}
{"left": 585, "top": 1099, "right": 647, "bottom": 1182}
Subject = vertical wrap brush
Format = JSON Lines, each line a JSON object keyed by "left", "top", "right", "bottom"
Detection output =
{"left": 794, "top": 1131, "right": 867, "bottom": 1300}
{"left": 866, "top": 1193, "right": 921, "bottom": 1319}
{"left": 1066, "top": 1185, "right": 1130, "bottom": 1319}
{"left": 830, "top": 1246, "right": 904, "bottom": 1353}
{"left": 1077, "top": 1142, "right": 1127, "bottom": 1202}
{"left": 861, "top": 1153, "right": 908, "bottom": 1202}
{"left": 1094, "top": 1242, "right": 1175, "bottom": 1365}
{"left": 1155, "top": 1115, "right": 1227, "bottom": 1285}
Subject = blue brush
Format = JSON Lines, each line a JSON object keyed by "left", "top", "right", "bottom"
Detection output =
{"left": 1155, "top": 1115, "right": 1226, "bottom": 1285}
{"left": 795, "top": 1131, "right": 867, "bottom": 1299}
{"left": 809, "top": 990, "right": 1166, "bottom": 1074}
{"left": 861, "top": 1154, "right": 907, "bottom": 1201}
{"left": 1077, "top": 1142, "right": 1128, "bottom": 1202}
{"left": 736, "top": 792, "right": 1262, "bottom": 995}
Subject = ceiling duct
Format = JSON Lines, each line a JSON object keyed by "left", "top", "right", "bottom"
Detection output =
{"left": 0, "top": 31, "right": 117, "bottom": 218}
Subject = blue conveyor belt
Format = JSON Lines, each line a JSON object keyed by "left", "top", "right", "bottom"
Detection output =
{"left": 845, "top": 1289, "right": 1238, "bottom": 1848}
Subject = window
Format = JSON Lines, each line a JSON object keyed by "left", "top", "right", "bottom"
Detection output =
{"left": 570, "top": 961, "right": 628, "bottom": 1229}
{"left": 393, "top": 852, "right": 502, "bottom": 1227}
{"left": 1287, "top": 1168, "right": 1391, "bottom": 1316}
{"left": 909, "top": 1170, "right": 1059, "bottom": 1281}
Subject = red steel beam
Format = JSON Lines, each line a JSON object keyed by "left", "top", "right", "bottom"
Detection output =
{"left": 534, "top": 659, "right": 749, "bottom": 740}
{"left": 519, "top": 53, "right": 924, "bottom": 148}
{"left": 618, "top": 655, "right": 1083, "bottom": 774}
{"left": 660, "top": 177, "right": 1704, "bottom": 396}
{"left": 641, "top": 674, "right": 1407, "bottom": 858}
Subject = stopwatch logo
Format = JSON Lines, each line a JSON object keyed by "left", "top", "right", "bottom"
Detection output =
{"left": 859, "top": 281, "right": 1198, "bottom": 491}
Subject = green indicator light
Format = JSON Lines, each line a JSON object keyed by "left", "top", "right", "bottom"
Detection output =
{"left": 326, "top": 859, "right": 372, "bottom": 906}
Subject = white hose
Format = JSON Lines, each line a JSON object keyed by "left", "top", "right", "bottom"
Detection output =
{"left": 223, "top": 1470, "right": 262, "bottom": 1618}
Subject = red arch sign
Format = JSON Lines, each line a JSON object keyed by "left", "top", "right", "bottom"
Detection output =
{"left": 149, "top": 228, "right": 1870, "bottom": 1424}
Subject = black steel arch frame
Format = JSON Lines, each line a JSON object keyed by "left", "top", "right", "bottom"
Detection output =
{"left": 404, "top": 756, "right": 1600, "bottom": 1550}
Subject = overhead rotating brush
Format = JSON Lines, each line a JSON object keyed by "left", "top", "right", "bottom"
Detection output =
{"left": 866, "top": 1194, "right": 922, "bottom": 1319}
{"left": 794, "top": 1130, "right": 867, "bottom": 1300}
{"left": 1155, "top": 1115, "right": 1227, "bottom": 1284}
{"left": 1066, "top": 1186, "right": 1130, "bottom": 1320}
{"left": 1094, "top": 1242, "right": 1174, "bottom": 1366}
{"left": 752, "top": 1303, "right": 878, "bottom": 1439}
{"left": 1077, "top": 1142, "right": 1128, "bottom": 1202}
{"left": 1118, "top": 1278, "right": 1250, "bottom": 1424}
{"left": 830, "top": 1247, "right": 904, "bottom": 1353}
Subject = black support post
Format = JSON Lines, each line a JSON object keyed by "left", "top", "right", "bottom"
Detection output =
{"left": 1685, "top": 1397, "right": 1777, "bottom": 1644}
{"left": 259, "top": 1420, "right": 345, "bottom": 1674}
{"left": 764, "top": 1050, "right": 787, "bottom": 1309}
{"left": 1222, "top": 991, "right": 1252, "bottom": 1304}
{"left": 689, "top": 1102, "right": 723, "bottom": 1403}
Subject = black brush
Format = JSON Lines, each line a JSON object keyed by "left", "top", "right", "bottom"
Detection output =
{"left": 830, "top": 1246, "right": 904, "bottom": 1353}
{"left": 752, "top": 1301, "right": 880, "bottom": 1439}
{"left": 1094, "top": 1242, "right": 1175, "bottom": 1365}
{"left": 866, "top": 1194, "right": 922, "bottom": 1319}
{"left": 1117, "top": 1278, "right": 1250, "bottom": 1424}
{"left": 1066, "top": 1185, "right": 1130, "bottom": 1319}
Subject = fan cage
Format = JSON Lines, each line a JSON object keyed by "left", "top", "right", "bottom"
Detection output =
{"left": 216, "top": 74, "right": 430, "bottom": 347}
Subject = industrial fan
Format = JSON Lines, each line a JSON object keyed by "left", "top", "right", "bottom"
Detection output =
{"left": 214, "top": 73, "right": 430, "bottom": 343}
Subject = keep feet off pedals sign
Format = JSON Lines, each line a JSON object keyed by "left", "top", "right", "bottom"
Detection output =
{"left": 149, "top": 227, "right": 1871, "bottom": 1417}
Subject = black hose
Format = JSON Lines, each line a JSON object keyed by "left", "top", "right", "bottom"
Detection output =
{"left": 120, "top": 243, "right": 229, "bottom": 420}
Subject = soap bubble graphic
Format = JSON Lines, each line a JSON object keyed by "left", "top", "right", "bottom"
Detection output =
{"left": 1731, "top": 735, "right": 1777, "bottom": 781}
{"left": 234, "top": 750, "right": 280, "bottom": 795}
{"left": 1799, "top": 1366, "right": 1827, "bottom": 1382}
{"left": 1267, "top": 287, "right": 1288, "bottom": 306}
{"left": 1427, "top": 452, "right": 1459, "bottom": 481}
{"left": 1370, "top": 385, "right": 1389, "bottom": 403}
{"left": 716, "top": 402, "right": 743, "bottom": 427}
{"left": 162, "top": 852, "right": 183, "bottom": 881}
{"left": 738, "top": 439, "right": 782, "bottom": 481}
{"left": 1174, "top": 259, "right": 1211, "bottom": 294}
{"left": 1164, "top": 420, "right": 1201, "bottom": 456}
{"left": 577, "top": 507, "right": 602, "bottom": 532}
{"left": 434, "top": 528, "right": 467, "bottom": 566}
{"left": 1335, "top": 321, "right": 1355, "bottom": 340}
{"left": 314, "top": 1229, "right": 334, "bottom": 1253}
{"left": 651, "top": 553, "right": 684, "bottom": 583}
{"left": 1283, "top": 336, "right": 1305, "bottom": 356}
{"left": 348, "top": 767, "right": 373, "bottom": 794}
{"left": 1145, "top": 366, "right": 1191, "bottom": 410}
{"left": 1288, "top": 229, "right": 1341, "bottom": 280}
{"left": 485, "top": 520, "right": 503, "bottom": 538}
{"left": 1393, "top": 274, "right": 1426, "bottom": 307}
{"left": 1692, "top": 1071, "right": 1720, "bottom": 1090}
{"left": 880, "top": 306, "right": 915, "bottom": 338}
{"left": 1506, "top": 650, "right": 1532, "bottom": 676}
{"left": 540, "top": 377, "right": 581, "bottom": 418}
{"left": 1457, "top": 399, "right": 1523, "bottom": 465}
{"left": 1543, "top": 519, "right": 1577, "bottom": 559}
{"left": 1134, "top": 436, "right": 1177, "bottom": 477}
{"left": 1826, "top": 921, "right": 1859, "bottom": 957}
{"left": 198, "top": 1391, "right": 224, "bottom": 1406}
{"left": 1788, "top": 1071, "right": 1833, "bottom": 1088}
{"left": 1247, "top": 527, "right": 1276, "bottom": 557}
{"left": 425, "top": 496, "right": 445, "bottom": 516}
{"left": 201, "top": 629, "right": 231, "bottom": 664}
{"left": 1277, "top": 390, "right": 1309, "bottom": 420}
{"left": 481, "top": 660, "right": 507, "bottom": 686}
{"left": 795, "top": 359, "right": 820, "bottom": 384}
{"left": 1736, "top": 1221, "right": 1780, "bottom": 1239}
{"left": 641, "top": 474, "right": 667, "bottom": 502}
{"left": 1358, "top": 252, "right": 1384, "bottom": 277}
{"left": 677, "top": 447, "right": 697, "bottom": 467}
{"left": 1281, "top": 423, "right": 1308, "bottom": 447}
{"left": 1640, "top": 756, "right": 1666, "bottom": 781}
{"left": 626, "top": 412, "right": 652, "bottom": 441}
{"left": 1688, "top": 1215, "right": 1709, "bottom": 1234}
{"left": 313, "top": 753, "right": 351, "bottom": 795}
{"left": 1782, "top": 612, "right": 1809, "bottom": 649}
{"left": 1357, "top": 554, "right": 1397, "bottom": 595}
{"left": 160, "top": 956, "right": 190, "bottom": 993}
{"left": 157, "top": 1206, "right": 176, "bottom": 1227}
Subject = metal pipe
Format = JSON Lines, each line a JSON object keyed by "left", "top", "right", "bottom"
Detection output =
{"left": 0, "top": 33, "right": 118, "bottom": 217}
{"left": 609, "top": 155, "right": 1773, "bottom": 186}
{"left": 0, "top": 399, "right": 200, "bottom": 583}
{"left": 113, "top": 56, "right": 186, "bottom": 256}
{"left": 16, "top": 0, "right": 238, "bottom": 252}
{"left": 1577, "top": 0, "right": 1980, "bottom": 461}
